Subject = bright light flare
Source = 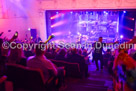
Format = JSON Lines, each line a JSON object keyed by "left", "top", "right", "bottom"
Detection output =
{"left": 120, "top": 35, "right": 124, "bottom": 39}
{"left": 28, "top": 28, "right": 31, "bottom": 31}
{"left": 123, "top": 11, "right": 126, "bottom": 13}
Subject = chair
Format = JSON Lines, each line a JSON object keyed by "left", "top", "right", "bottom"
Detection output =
{"left": 50, "top": 59, "right": 81, "bottom": 78}
{"left": 0, "top": 76, "right": 7, "bottom": 84}
{"left": 0, "top": 75, "right": 7, "bottom": 91}
{"left": 6, "top": 63, "right": 53, "bottom": 91}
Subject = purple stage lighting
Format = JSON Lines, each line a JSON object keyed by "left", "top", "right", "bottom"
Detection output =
{"left": 47, "top": 10, "right": 119, "bottom": 43}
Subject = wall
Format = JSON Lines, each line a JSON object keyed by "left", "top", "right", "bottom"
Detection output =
{"left": 0, "top": 18, "right": 28, "bottom": 40}
{"left": 0, "top": 0, "right": 29, "bottom": 40}
{"left": 39, "top": 0, "right": 136, "bottom": 10}
{"left": 0, "top": 0, "right": 136, "bottom": 41}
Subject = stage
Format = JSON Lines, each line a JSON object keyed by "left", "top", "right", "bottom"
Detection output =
{"left": 46, "top": 10, "right": 135, "bottom": 44}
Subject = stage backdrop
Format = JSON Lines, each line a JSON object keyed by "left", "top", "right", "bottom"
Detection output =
{"left": 46, "top": 10, "right": 136, "bottom": 43}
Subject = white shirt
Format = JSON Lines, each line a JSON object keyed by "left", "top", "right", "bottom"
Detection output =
{"left": 27, "top": 55, "right": 57, "bottom": 83}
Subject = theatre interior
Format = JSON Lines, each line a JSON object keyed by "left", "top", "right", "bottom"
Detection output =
{"left": 0, "top": 0, "right": 136, "bottom": 91}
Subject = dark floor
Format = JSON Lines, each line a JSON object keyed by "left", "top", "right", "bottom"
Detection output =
{"left": 62, "top": 62, "right": 113, "bottom": 91}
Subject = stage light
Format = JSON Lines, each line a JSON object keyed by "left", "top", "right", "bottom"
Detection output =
{"left": 52, "top": 32, "right": 62, "bottom": 36}
{"left": 103, "top": 11, "right": 108, "bottom": 15}
{"left": 123, "top": 11, "right": 126, "bottom": 13}
{"left": 51, "top": 20, "right": 67, "bottom": 28}
{"left": 62, "top": 14, "right": 64, "bottom": 16}
{"left": 56, "top": 12, "right": 59, "bottom": 14}
{"left": 120, "top": 35, "right": 124, "bottom": 39}
{"left": 103, "top": 11, "right": 106, "bottom": 13}
{"left": 70, "top": 11, "right": 73, "bottom": 14}
{"left": 50, "top": 13, "right": 63, "bottom": 20}
{"left": 106, "top": 12, "right": 108, "bottom": 14}
{"left": 51, "top": 25, "right": 54, "bottom": 28}
{"left": 125, "top": 16, "right": 135, "bottom": 21}
{"left": 77, "top": 32, "right": 80, "bottom": 35}
{"left": 105, "top": 13, "right": 108, "bottom": 15}
{"left": 77, "top": 32, "right": 81, "bottom": 36}
{"left": 31, "top": 36, "right": 33, "bottom": 39}
{"left": 28, "top": 28, "right": 31, "bottom": 31}
{"left": 123, "top": 26, "right": 133, "bottom": 31}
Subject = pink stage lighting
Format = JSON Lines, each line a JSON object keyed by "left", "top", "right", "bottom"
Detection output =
{"left": 52, "top": 32, "right": 62, "bottom": 36}
{"left": 125, "top": 16, "right": 135, "bottom": 21}
{"left": 123, "top": 26, "right": 133, "bottom": 31}
{"left": 50, "top": 13, "right": 64, "bottom": 20}
{"left": 51, "top": 20, "right": 67, "bottom": 28}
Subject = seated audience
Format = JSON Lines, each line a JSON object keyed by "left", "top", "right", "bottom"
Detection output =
{"left": 55, "top": 49, "right": 67, "bottom": 61}
{"left": 0, "top": 39, "right": 7, "bottom": 76}
{"left": 27, "top": 44, "right": 65, "bottom": 88}
{"left": 113, "top": 49, "right": 136, "bottom": 70}
{"left": 8, "top": 44, "right": 27, "bottom": 66}
{"left": 0, "top": 39, "right": 7, "bottom": 91}
{"left": 45, "top": 47, "right": 57, "bottom": 59}
{"left": 66, "top": 48, "right": 72, "bottom": 59}
{"left": 103, "top": 49, "right": 112, "bottom": 67}
{"left": 0, "top": 32, "right": 19, "bottom": 77}
{"left": 45, "top": 51, "right": 54, "bottom": 59}
{"left": 24, "top": 48, "right": 34, "bottom": 58}
{"left": 67, "top": 48, "right": 88, "bottom": 77}
{"left": 27, "top": 45, "right": 57, "bottom": 82}
{"left": 82, "top": 49, "right": 92, "bottom": 64}
{"left": 133, "top": 52, "right": 136, "bottom": 61}
{"left": 78, "top": 49, "right": 83, "bottom": 56}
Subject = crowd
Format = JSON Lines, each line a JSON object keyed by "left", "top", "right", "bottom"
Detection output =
{"left": 0, "top": 32, "right": 136, "bottom": 91}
